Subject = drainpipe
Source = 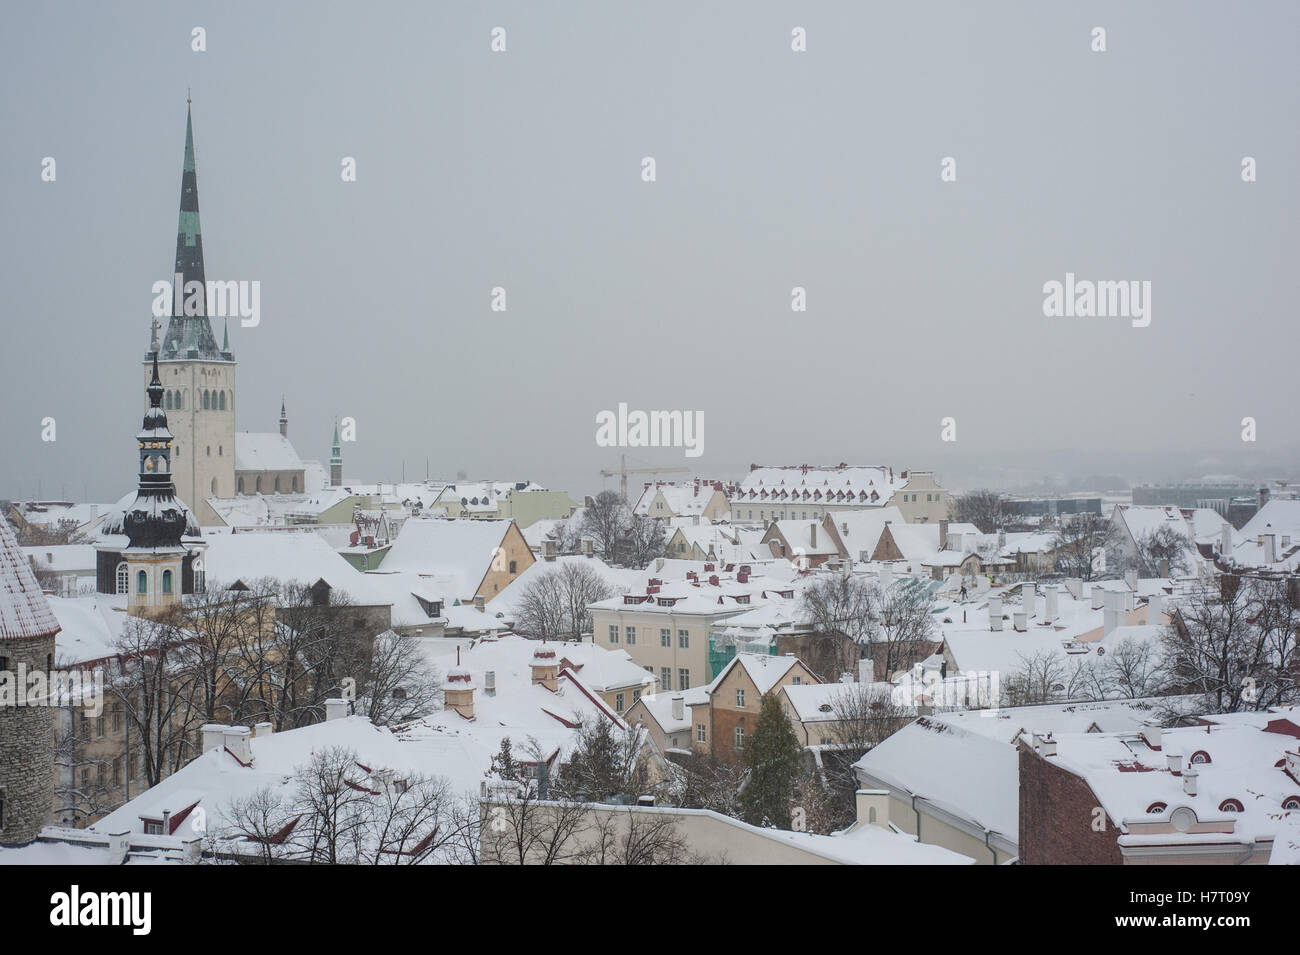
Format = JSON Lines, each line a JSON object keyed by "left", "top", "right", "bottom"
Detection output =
{"left": 911, "top": 793, "right": 923, "bottom": 842}
{"left": 1233, "top": 841, "right": 1256, "bottom": 865}
{"left": 985, "top": 829, "right": 998, "bottom": 865}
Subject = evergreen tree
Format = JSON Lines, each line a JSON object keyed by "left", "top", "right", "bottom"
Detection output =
{"left": 739, "top": 693, "right": 804, "bottom": 828}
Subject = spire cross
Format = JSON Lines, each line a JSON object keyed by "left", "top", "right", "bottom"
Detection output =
{"left": 150, "top": 317, "right": 161, "bottom": 350}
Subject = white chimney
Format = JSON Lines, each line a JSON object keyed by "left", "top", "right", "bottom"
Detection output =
{"left": 1147, "top": 593, "right": 1163, "bottom": 624}
{"left": 854, "top": 789, "right": 891, "bottom": 828}
{"left": 1124, "top": 568, "right": 1138, "bottom": 592}
{"left": 1044, "top": 585, "right": 1059, "bottom": 624}
{"left": 1064, "top": 578, "right": 1082, "bottom": 599}
{"left": 484, "top": 670, "right": 496, "bottom": 697}
{"left": 582, "top": 538, "right": 594, "bottom": 558}
{"left": 1264, "top": 533, "right": 1277, "bottom": 564}
{"left": 1103, "top": 590, "right": 1121, "bottom": 636}
{"left": 201, "top": 723, "right": 228, "bottom": 753}
{"left": 809, "top": 522, "right": 817, "bottom": 549}
{"left": 1140, "top": 719, "right": 1162, "bottom": 751}
{"left": 1221, "top": 522, "right": 1232, "bottom": 557}
{"left": 474, "top": 594, "right": 486, "bottom": 613}
{"left": 325, "top": 698, "right": 349, "bottom": 721}
{"left": 1040, "top": 733, "right": 1057, "bottom": 756}
{"left": 253, "top": 721, "right": 273, "bottom": 739}
{"left": 1022, "top": 582, "right": 1035, "bottom": 619}
{"left": 1183, "top": 767, "right": 1198, "bottom": 796}
{"left": 107, "top": 830, "right": 130, "bottom": 865}
{"left": 988, "top": 596, "right": 1003, "bottom": 631}
{"left": 1166, "top": 750, "right": 1183, "bottom": 775}
{"left": 1091, "top": 585, "right": 1105, "bottom": 610}
{"left": 858, "top": 657, "right": 874, "bottom": 683}
{"left": 223, "top": 726, "right": 252, "bottom": 764}
{"left": 543, "top": 538, "right": 557, "bottom": 562}
{"left": 671, "top": 695, "right": 684, "bottom": 721}
{"left": 1013, "top": 611, "right": 1027, "bottom": 631}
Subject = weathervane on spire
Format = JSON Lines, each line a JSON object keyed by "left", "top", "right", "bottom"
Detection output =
{"left": 187, "top": 87, "right": 191, "bottom": 105}
{"left": 150, "top": 317, "right": 161, "bottom": 351}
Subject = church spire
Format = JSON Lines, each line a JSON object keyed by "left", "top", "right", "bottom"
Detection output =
{"left": 122, "top": 350, "right": 189, "bottom": 551}
{"left": 159, "top": 99, "right": 224, "bottom": 361}
{"left": 330, "top": 420, "right": 343, "bottom": 487}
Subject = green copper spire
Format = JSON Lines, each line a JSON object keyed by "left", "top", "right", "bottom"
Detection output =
{"left": 159, "top": 99, "right": 224, "bottom": 361}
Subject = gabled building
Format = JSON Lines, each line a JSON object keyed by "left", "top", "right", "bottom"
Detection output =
{"left": 1019, "top": 706, "right": 1300, "bottom": 864}
{"left": 691, "top": 653, "right": 819, "bottom": 763}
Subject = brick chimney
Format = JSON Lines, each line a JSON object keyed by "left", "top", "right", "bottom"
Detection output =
{"left": 444, "top": 648, "right": 476, "bottom": 718}
{"left": 530, "top": 645, "right": 559, "bottom": 692}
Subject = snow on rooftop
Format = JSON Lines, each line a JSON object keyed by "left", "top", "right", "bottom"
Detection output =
{"left": 234, "top": 432, "right": 305, "bottom": 473}
{"left": 0, "top": 518, "right": 61, "bottom": 642}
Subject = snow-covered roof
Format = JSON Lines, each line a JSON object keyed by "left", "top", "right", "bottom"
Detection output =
{"left": 855, "top": 715, "right": 1018, "bottom": 839}
{"left": 201, "top": 529, "right": 390, "bottom": 604}
{"left": 380, "top": 518, "right": 514, "bottom": 597}
{"left": 0, "top": 518, "right": 61, "bottom": 642}
{"left": 705, "top": 652, "right": 804, "bottom": 696}
{"left": 1039, "top": 706, "right": 1300, "bottom": 852}
{"left": 48, "top": 594, "right": 130, "bottom": 665}
{"left": 234, "top": 432, "right": 304, "bottom": 473}
{"left": 23, "top": 544, "right": 97, "bottom": 574}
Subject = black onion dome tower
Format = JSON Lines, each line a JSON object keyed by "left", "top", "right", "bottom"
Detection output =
{"left": 123, "top": 351, "right": 190, "bottom": 550}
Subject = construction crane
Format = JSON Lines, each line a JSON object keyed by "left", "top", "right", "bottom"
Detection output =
{"left": 600, "top": 454, "right": 689, "bottom": 504}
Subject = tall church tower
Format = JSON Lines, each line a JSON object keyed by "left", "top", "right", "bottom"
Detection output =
{"left": 149, "top": 100, "right": 235, "bottom": 526}
{"left": 330, "top": 420, "right": 343, "bottom": 487}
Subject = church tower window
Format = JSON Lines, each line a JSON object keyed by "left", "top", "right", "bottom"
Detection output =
{"left": 219, "top": 391, "right": 226, "bottom": 410}
{"left": 136, "top": 570, "right": 148, "bottom": 595}
{"left": 162, "top": 570, "right": 173, "bottom": 595}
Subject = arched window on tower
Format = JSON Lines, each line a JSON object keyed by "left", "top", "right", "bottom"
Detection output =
{"left": 162, "top": 570, "right": 173, "bottom": 595}
{"left": 165, "top": 391, "right": 173, "bottom": 410}
{"left": 115, "top": 562, "right": 129, "bottom": 595}
{"left": 202, "top": 390, "right": 210, "bottom": 410}
{"left": 219, "top": 391, "right": 226, "bottom": 411}
{"left": 193, "top": 561, "right": 205, "bottom": 593}
{"left": 136, "top": 570, "right": 148, "bottom": 595}
{"left": 177, "top": 391, "right": 184, "bottom": 409}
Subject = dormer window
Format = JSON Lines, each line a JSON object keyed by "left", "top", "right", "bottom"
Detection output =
{"left": 1218, "top": 799, "right": 1244, "bottom": 813}
{"left": 1283, "top": 796, "right": 1300, "bottom": 810}
{"left": 1189, "top": 750, "right": 1211, "bottom": 765}
{"left": 1145, "top": 802, "right": 1167, "bottom": 814}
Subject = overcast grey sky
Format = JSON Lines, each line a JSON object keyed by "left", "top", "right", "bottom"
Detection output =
{"left": 3, "top": 1, "right": 1298, "bottom": 502}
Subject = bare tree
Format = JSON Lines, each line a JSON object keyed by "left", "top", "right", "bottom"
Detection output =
{"left": 582, "top": 490, "right": 627, "bottom": 562}
{"left": 1131, "top": 526, "right": 1192, "bottom": 578}
{"left": 575, "top": 808, "right": 693, "bottom": 864}
{"left": 616, "top": 514, "right": 667, "bottom": 568}
{"left": 816, "top": 682, "right": 915, "bottom": 825}
{"left": 949, "top": 490, "right": 1002, "bottom": 533}
{"left": 1161, "top": 574, "right": 1299, "bottom": 712}
{"left": 107, "top": 610, "right": 199, "bottom": 787}
{"left": 667, "top": 754, "right": 746, "bottom": 817}
{"left": 1101, "top": 637, "right": 1165, "bottom": 699}
{"left": 356, "top": 628, "right": 441, "bottom": 725}
{"left": 1051, "top": 512, "right": 1115, "bottom": 581}
{"left": 871, "top": 578, "right": 937, "bottom": 678}
{"left": 799, "top": 574, "right": 876, "bottom": 680}
{"left": 1003, "top": 650, "right": 1071, "bottom": 706}
{"left": 513, "top": 562, "right": 615, "bottom": 640}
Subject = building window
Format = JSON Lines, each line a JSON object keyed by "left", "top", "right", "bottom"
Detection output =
{"left": 820, "top": 736, "right": 833, "bottom": 746}
{"left": 112, "top": 706, "right": 122, "bottom": 733}
{"left": 678, "top": 629, "right": 689, "bottom": 648}
{"left": 626, "top": 626, "right": 636, "bottom": 645}
{"left": 193, "top": 562, "right": 205, "bottom": 593}
{"left": 96, "top": 715, "right": 104, "bottom": 739}
{"left": 736, "top": 689, "right": 746, "bottom": 707}
{"left": 162, "top": 569, "right": 173, "bottom": 595}
{"left": 219, "top": 391, "right": 226, "bottom": 411}
{"left": 615, "top": 692, "right": 625, "bottom": 712}
{"left": 792, "top": 675, "right": 802, "bottom": 685}
{"left": 697, "top": 724, "right": 706, "bottom": 742}
{"left": 678, "top": 668, "right": 690, "bottom": 690}
{"left": 144, "top": 821, "right": 164, "bottom": 836}
{"left": 661, "top": 667, "right": 672, "bottom": 691}
{"left": 116, "top": 563, "right": 129, "bottom": 595}
{"left": 660, "top": 628, "right": 671, "bottom": 647}
{"left": 112, "top": 759, "right": 121, "bottom": 787}
{"left": 508, "top": 560, "right": 517, "bottom": 574}
{"left": 136, "top": 570, "right": 147, "bottom": 595}
{"left": 608, "top": 625, "right": 619, "bottom": 644}
{"left": 1218, "top": 799, "right": 1244, "bottom": 813}
{"left": 734, "top": 726, "right": 745, "bottom": 750}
